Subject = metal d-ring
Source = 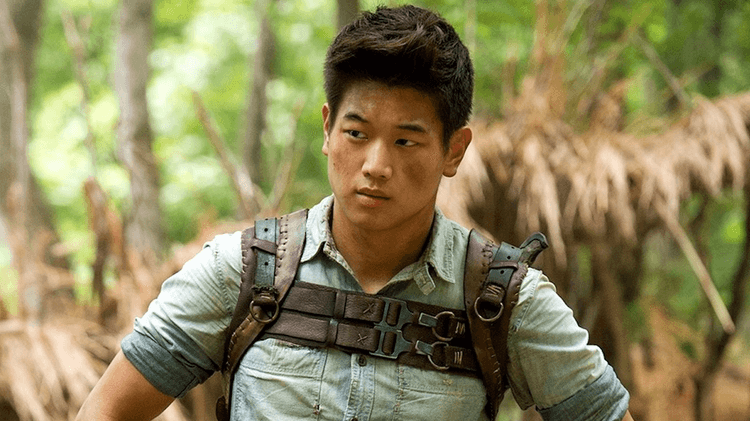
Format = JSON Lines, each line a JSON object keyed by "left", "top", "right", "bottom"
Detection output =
{"left": 474, "top": 296, "right": 504, "bottom": 323}
{"left": 426, "top": 342, "right": 450, "bottom": 371}
{"left": 249, "top": 298, "right": 280, "bottom": 324}
{"left": 416, "top": 340, "right": 451, "bottom": 371}
{"left": 431, "top": 310, "right": 457, "bottom": 341}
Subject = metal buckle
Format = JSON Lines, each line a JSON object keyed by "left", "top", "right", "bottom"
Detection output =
{"left": 415, "top": 340, "right": 450, "bottom": 370}
{"left": 371, "top": 297, "right": 413, "bottom": 359}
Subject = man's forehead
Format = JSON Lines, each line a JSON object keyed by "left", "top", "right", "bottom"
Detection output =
{"left": 341, "top": 110, "right": 430, "bottom": 134}
{"left": 335, "top": 82, "right": 441, "bottom": 130}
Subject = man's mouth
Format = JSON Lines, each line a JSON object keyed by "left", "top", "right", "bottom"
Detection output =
{"left": 357, "top": 187, "right": 389, "bottom": 200}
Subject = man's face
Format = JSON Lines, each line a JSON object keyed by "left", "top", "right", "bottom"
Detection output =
{"left": 322, "top": 81, "right": 470, "bottom": 235}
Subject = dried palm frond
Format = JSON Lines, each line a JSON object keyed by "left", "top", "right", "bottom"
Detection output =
{"left": 440, "top": 92, "right": 750, "bottom": 254}
{"left": 0, "top": 321, "right": 108, "bottom": 421}
{"left": 0, "top": 318, "right": 195, "bottom": 421}
{"left": 438, "top": 82, "right": 750, "bottom": 336}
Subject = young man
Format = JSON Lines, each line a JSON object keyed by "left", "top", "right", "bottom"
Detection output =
{"left": 77, "top": 5, "right": 634, "bottom": 421}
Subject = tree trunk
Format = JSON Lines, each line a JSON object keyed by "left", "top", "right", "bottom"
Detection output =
{"left": 591, "top": 245, "right": 633, "bottom": 391}
{"left": 0, "top": 0, "right": 63, "bottom": 267}
{"left": 694, "top": 181, "right": 750, "bottom": 421}
{"left": 701, "top": 0, "right": 732, "bottom": 98}
{"left": 0, "top": 0, "right": 66, "bottom": 323}
{"left": 240, "top": 0, "right": 274, "bottom": 190}
{"left": 0, "top": 0, "right": 42, "bottom": 210}
{"left": 336, "top": 0, "right": 359, "bottom": 31}
{"left": 114, "top": 0, "right": 163, "bottom": 261}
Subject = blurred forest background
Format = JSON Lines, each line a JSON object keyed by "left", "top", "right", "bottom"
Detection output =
{"left": 0, "top": 0, "right": 749, "bottom": 420}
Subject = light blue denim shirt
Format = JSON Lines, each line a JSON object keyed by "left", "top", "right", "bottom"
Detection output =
{"left": 122, "top": 195, "right": 628, "bottom": 421}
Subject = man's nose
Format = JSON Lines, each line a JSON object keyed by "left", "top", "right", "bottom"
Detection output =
{"left": 362, "top": 140, "right": 393, "bottom": 180}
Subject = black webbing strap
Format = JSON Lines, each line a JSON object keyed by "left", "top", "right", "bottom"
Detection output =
{"left": 464, "top": 230, "right": 548, "bottom": 420}
{"left": 253, "top": 218, "right": 277, "bottom": 287}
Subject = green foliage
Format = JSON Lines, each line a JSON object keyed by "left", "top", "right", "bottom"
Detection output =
{"left": 0, "top": 246, "right": 18, "bottom": 315}
{"left": 624, "top": 301, "right": 650, "bottom": 343}
{"left": 679, "top": 340, "right": 698, "bottom": 361}
{"left": 721, "top": 2, "right": 750, "bottom": 94}
{"left": 643, "top": 192, "right": 748, "bottom": 330}
{"left": 472, "top": 1, "right": 534, "bottom": 115}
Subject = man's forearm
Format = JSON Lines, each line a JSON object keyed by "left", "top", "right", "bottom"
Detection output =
{"left": 77, "top": 350, "right": 175, "bottom": 421}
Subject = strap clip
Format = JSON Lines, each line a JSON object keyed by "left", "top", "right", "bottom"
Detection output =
{"left": 372, "top": 297, "right": 413, "bottom": 359}
{"left": 519, "top": 232, "right": 548, "bottom": 265}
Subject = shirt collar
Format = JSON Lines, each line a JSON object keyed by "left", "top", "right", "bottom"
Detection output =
{"left": 301, "top": 195, "right": 334, "bottom": 263}
{"left": 301, "top": 195, "right": 458, "bottom": 295}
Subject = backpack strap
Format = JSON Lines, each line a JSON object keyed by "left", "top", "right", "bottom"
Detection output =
{"left": 216, "top": 209, "right": 308, "bottom": 421}
{"left": 464, "top": 230, "right": 548, "bottom": 420}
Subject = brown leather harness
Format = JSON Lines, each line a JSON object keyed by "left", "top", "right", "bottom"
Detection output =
{"left": 216, "top": 209, "right": 547, "bottom": 420}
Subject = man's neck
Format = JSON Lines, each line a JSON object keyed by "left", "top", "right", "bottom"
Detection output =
{"left": 330, "top": 209, "right": 434, "bottom": 294}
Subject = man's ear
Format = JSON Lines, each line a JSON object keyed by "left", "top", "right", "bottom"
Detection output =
{"left": 442, "top": 126, "right": 472, "bottom": 177}
{"left": 322, "top": 103, "right": 331, "bottom": 156}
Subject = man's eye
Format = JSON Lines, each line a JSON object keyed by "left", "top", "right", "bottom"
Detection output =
{"left": 346, "top": 130, "right": 365, "bottom": 139}
{"left": 395, "top": 138, "right": 416, "bottom": 147}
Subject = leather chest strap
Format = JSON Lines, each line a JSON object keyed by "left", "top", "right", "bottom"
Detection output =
{"left": 260, "top": 282, "right": 481, "bottom": 375}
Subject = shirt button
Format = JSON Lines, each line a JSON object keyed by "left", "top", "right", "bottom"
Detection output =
{"left": 357, "top": 355, "right": 367, "bottom": 366}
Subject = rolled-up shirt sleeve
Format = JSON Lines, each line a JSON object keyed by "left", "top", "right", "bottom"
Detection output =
{"left": 506, "top": 269, "right": 629, "bottom": 420}
{"left": 121, "top": 232, "right": 242, "bottom": 398}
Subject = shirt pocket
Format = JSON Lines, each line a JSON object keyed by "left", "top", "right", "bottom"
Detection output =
{"left": 233, "top": 338, "right": 327, "bottom": 419}
{"left": 395, "top": 365, "right": 487, "bottom": 421}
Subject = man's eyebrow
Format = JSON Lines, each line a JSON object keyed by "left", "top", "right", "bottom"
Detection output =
{"left": 397, "top": 122, "right": 427, "bottom": 133}
{"left": 342, "top": 112, "right": 428, "bottom": 134}
{"left": 342, "top": 112, "right": 367, "bottom": 123}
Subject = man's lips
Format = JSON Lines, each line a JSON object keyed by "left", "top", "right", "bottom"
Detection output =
{"left": 356, "top": 188, "right": 389, "bottom": 202}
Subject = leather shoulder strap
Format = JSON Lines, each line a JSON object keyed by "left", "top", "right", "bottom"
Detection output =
{"left": 464, "top": 230, "right": 547, "bottom": 420}
{"left": 216, "top": 209, "right": 308, "bottom": 421}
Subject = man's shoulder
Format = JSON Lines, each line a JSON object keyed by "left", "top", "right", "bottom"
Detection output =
{"left": 203, "top": 230, "right": 243, "bottom": 258}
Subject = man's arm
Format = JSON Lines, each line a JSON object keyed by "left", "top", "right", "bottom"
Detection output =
{"left": 506, "top": 270, "right": 632, "bottom": 420}
{"left": 623, "top": 410, "right": 635, "bottom": 421}
{"left": 76, "top": 350, "right": 175, "bottom": 421}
